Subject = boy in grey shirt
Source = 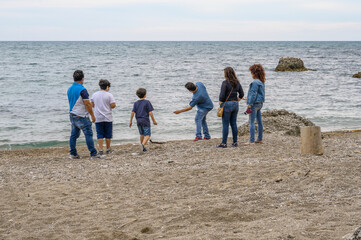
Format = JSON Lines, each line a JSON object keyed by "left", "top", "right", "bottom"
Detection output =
{"left": 91, "top": 79, "right": 116, "bottom": 155}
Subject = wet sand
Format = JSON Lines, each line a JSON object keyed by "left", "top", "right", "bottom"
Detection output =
{"left": 0, "top": 132, "right": 360, "bottom": 240}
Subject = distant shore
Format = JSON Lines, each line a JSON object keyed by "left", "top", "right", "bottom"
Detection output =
{"left": 1, "top": 131, "right": 360, "bottom": 239}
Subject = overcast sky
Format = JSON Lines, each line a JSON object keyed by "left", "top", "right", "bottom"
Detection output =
{"left": 1, "top": 0, "right": 361, "bottom": 41}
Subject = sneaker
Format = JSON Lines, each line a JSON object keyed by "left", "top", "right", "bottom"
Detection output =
{"left": 142, "top": 144, "right": 147, "bottom": 152}
{"left": 216, "top": 143, "right": 227, "bottom": 148}
{"left": 106, "top": 148, "right": 113, "bottom": 154}
{"left": 193, "top": 138, "right": 202, "bottom": 141}
{"left": 68, "top": 154, "right": 80, "bottom": 159}
{"left": 90, "top": 153, "right": 104, "bottom": 160}
{"left": 232, "top": 142, "right": 238, "bottom": 147}
{"left": 204, "top": 137, "right": 211, "bottom": 140}
{"left": 98, "top": 150, "right": 104, "bottom": 156}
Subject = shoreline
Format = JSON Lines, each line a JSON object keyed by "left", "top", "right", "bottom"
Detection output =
{"left": 1, "top": 129, "right": 360, "bottom": 152}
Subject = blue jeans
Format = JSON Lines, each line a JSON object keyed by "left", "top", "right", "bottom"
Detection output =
{"left": 195, "top": 109, "right": 211, "bottom": 139}
{"left": 222, "top": 101, "right": 239, "bottom": 144}
{"left": 69, "top": 114, "right": 97, "bottom": 156}
{"left": 249, "top": 103, "right": 263, "bottom": 143}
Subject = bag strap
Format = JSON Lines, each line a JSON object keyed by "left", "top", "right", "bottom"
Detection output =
{"left": 223, "top": 87, "right": 234, "bottom": 105}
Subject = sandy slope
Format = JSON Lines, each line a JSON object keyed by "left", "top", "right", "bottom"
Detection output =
{"left": 0, "top": 132, "right": 360, "bottom": 240}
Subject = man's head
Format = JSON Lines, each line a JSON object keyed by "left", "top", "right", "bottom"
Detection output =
{"left": 136, "top": 88, "right": 147, "bottom": 99}
{"left": 73, "top": 70, "right": 84, "bottom": 83}
{"left": 185, "top": 82, "right": 196, "bottom": 93}
{"left": 99, "top": 79, "right": 111, "bottom": 91}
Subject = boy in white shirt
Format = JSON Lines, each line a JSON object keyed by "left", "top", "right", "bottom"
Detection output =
{"left": 91, "top": 79, "right": 116, "bottom": 155}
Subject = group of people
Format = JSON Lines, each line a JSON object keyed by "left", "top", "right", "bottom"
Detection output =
{"left": 67, "top": 64, "right": 266, "bottom": 159}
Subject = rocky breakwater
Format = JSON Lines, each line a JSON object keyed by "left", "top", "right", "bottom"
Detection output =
{"left": 352, "top": 72, "right": 361, "bottom": 78}
{"left": 238, "top": 109, "right": 314, "bottom": 137}
{"left": 275, "top": 57, "right": 312, "bottom": 72}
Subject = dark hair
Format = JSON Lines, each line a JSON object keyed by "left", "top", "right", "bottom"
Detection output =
{"left": 224, "top": 67, "right": 239, "bottom": 87}
{"left": 99, "top": 79, "right": 111, "bottom": 90}
{"left": 73, "top": 70, "right": 84, "bottom": 82}
{"left": 136, "top": 88, "right": 147, "bottom": 98}
{"left": 185, "top": 82, "right": 196, "bottom": 91}
{"left": 249, "top": 64, "right": 266, "bottom": 83}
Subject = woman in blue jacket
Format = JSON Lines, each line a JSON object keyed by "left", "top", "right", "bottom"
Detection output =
{"left": 244, "top": 64, "right": 266, "bottom": 145}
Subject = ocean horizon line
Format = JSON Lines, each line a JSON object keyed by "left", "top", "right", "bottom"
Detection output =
{"left": 1, "top": 40, "right": 361, "bottom": 42}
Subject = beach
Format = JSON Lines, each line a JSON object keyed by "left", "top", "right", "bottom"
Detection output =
{"left": 1, "top": 131, "right": 360, "bottom": 240}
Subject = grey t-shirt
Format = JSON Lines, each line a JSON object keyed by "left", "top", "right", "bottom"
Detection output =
{"left": 91, "top": 91, "right": 116, "bottom": 123}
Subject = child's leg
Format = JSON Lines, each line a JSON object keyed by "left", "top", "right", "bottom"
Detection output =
{"left": 105, "top": 122, "right": 112, "bottom": 149}
{"left": 96, "top": 122, "right": 105, "bottom": 151}
{"left": 105, "top": 139, "right": 111, "bottom": 149}
{"left": 142, "top": 136, "right": 150, "bottom": 146}
{"left": 98, "top": 138, "right": 104, "bottom": 150}
{"left": 141, "top": 127, "right": 151, "bottom": 146}
{"left": 140, "top": 135, "right": 144, "bottom": 144}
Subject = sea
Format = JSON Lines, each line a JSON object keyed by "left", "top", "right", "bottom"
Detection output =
{"left": 0, "top": 41, "right": 360, "bottom": 150}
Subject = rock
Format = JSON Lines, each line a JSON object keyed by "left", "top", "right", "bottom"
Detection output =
{"left": 238, "top": 109, "right": 314, "bottom": 137}
{"left": 352, "top": 72, "right": 361, "bottom": 78}
{"left": 342, "top": 226, "right": 361, "bottom": 240}
{"left": 141, "top": 227, "right": 152, "bottom": 234}
{"left": 275, "top": 57, "right": 310, "bottom": 72}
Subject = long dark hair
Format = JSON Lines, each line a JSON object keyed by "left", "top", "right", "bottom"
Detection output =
{"left": 249, "top": 64, "right": 266, "bottom": 83}
{"left": 224, "top": 67, "right": 239, "bottom": 87}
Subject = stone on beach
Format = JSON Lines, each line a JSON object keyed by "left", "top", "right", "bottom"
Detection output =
{"left": 238, "top": 109, "right": 314, "bottom": 137}
{"left": 342, "top": 226, "right": 361, "bottom": 240}
{"left": 352, "top": 72, "right": 361, "bottom": 78}
{"left": 275, "top": 57, "right": 310, "bottom": 72}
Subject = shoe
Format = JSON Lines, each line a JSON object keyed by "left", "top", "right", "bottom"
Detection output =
{"left": 106, "top": 148, "right": 113, "bottom": 154}
{"left": 193, "top": 138, "right": 202, "bottom": 141}
{"left": 216, "top": 143, "right": 227, "bottom": 148}
{"left": 232, "top": 142, "right": 238, "bottom": 147}
{"left": 204, "top": 137, "right": 211, "bottom": 140}
{"left": 255, "top": 140, "right": 263, "bottom": 144}
{"left": 98, "top": 150, "right": 104, "bottom": 155}
{"left": 90, "top": 153, "right": 104, "bottom": 160}
{"left": 69, "top": 154, "right": 80, "bottom": 159}
{"left": 142, "top": 144, "right": 147, "bottom": 152}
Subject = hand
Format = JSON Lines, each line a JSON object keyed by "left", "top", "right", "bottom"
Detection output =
{"left": 153, "top": 121, "right": 158, "bottom": 125}
{"left": 129, "top": 122, "right": 132, "bottom": 128}
{"left": 248, "top": 105, "right": 251, "bottom": 108}
{"left": 237, "top": 98, "right": 241, "bottom": 102}
{"left": 91, "top": 115, "right": 96, "bottom": 123}
{"left": 173, "top": 110, "right": 181, "bottom": 114}
{"left": 242, "top": 97, "right": 247, "bottom": 100}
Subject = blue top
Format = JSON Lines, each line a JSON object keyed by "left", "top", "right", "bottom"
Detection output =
{"left": 189, "top": 82, "right": 214, "bottom": 111}
{"left": 132, "top": 99, "right": 154, "bottom": 127}
{"left": 67, "top": 82, "right": 88, "bottom": 112}
{"left": 246, "top": 79, "right": 265, "bottom": 106}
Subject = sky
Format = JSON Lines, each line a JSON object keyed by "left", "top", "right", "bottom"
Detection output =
{"left": 0, "top": 0, "right": 361, "bottom": 41}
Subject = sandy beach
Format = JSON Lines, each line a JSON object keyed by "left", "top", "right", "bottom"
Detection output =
{"left": 0, "top": 131, "right": 360, "bottom": 240}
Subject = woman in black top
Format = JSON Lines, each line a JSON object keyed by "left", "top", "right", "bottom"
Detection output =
{"left": 217, "top": 67, "right": 244, "bottom": 148}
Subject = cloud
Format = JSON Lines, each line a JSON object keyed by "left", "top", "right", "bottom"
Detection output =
{"left": 3, "top": 0, "right": 357, "bottom": 9}
{"left": 1, "top": 0, "right": 360, "bottom": 40}
{"left": 296, "top": 1, "right": 361, "bottom": 11}
{"left": 3, "top": 19, "right": 360, "bottom": 40}
{"left": 0, "top": 0, "right": 250, "bottom": 8}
